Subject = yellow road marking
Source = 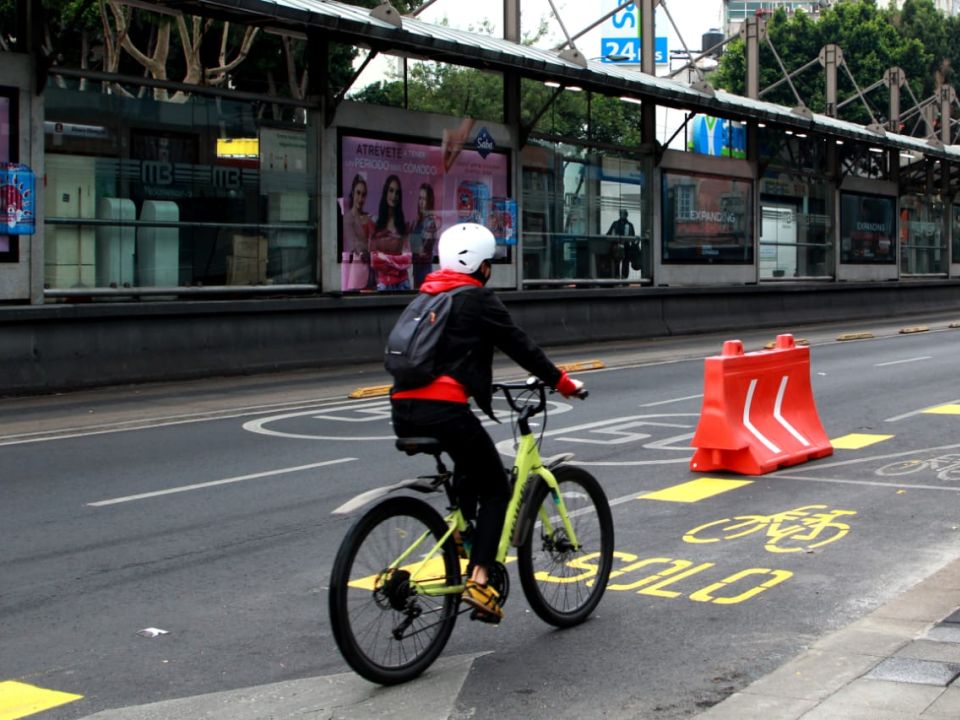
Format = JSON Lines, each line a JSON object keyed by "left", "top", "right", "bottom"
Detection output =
{"left": 836, "top": 332, "right": 875, "bottom": 341}
{"left": 347, "top": 359, "right": 604, "bottom": 398}
{"left": 831, "top": 433, "right": 893, "bottom": 450}
{"left": 638, "top": 478, "right": 753, "bottom": 503}
{"left": 557, "top": 359, "right": 605, "bottom": 372}
{"left": 0, "top": 681, "right": 83, "bottom": 720}
{"left": 923, "top": 404, "right": 960, "bottom": 415}
{"left": 348, "top": 384, "right": 391, "bottom": 399}
{"left": 900, "top": 326, "right": 929, "bottom": 334}
{"left": 763, "top": 338, "right": 808, "bottom": 349}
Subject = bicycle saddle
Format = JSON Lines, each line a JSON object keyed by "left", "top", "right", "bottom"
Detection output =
{"left": 395, "top": 437, "right": 443, "bottom": 456}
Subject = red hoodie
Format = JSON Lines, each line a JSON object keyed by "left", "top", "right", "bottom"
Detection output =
{"left": 390, "top": 269, "right": 483, "bottom": 404}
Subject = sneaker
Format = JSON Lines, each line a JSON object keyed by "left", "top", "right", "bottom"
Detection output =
{"left": 461, "top": 580, "right": 504, "bottom": 623}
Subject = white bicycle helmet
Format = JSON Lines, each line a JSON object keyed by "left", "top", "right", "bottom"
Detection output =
{"left": 438, "top": 222, "right": 496, "bottom": 275}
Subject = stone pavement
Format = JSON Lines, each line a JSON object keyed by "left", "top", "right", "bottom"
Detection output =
{"left": 694, "top": 555, "right": 960, "bottom": 719}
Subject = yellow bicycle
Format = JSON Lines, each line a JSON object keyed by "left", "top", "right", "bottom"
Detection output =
{"left": 328, "top": 379, "right": 614, "bottom": 685}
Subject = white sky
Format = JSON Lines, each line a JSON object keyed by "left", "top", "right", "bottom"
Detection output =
{"left": 413, "top": 0, "right": 725, "bottom": 57}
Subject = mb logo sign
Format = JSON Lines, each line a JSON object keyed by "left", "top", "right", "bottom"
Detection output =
{"left": 600, "top": 0, "right": 668, "bottom": 65}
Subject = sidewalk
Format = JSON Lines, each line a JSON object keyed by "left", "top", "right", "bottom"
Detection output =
{"left": 694, "top": 554, "right": 960, "bottom": 719}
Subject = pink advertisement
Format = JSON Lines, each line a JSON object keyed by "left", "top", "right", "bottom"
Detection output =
{"left": 339, "top": 128, "right": 511, "bottom": 292}
{"left": 1, "top": 97, "right": 9, "bottom": 254}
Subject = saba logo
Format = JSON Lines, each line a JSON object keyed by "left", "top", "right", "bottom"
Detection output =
{"left": 475, "top": 127, "right": 495, "bottom": 159}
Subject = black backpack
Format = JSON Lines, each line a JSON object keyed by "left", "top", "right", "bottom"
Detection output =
{"left": 384, "top": 285, "right": 473, "bottom": 387}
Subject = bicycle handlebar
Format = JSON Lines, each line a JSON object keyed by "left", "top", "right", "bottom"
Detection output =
{"left": 492, "top": 378, "right": 589, "bottom": 418}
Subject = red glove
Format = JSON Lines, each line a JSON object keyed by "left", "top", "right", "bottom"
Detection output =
{"left": 555, "top": 371, "right": 584, "bottom": 398}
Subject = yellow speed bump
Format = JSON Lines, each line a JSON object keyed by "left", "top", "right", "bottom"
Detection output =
{"left": 348, "top": 384, "right": 392, "bottom": 399}
{"left": 836, "top": 332, "right": 874, "bottom": 341}
{"left": 557, "top": 359, "right": 605, "bottom": 372}
{"left": 899, "top": 326, "right": 929, "bottom": 334}
{"left": 764, "top": 338, "right": 808, "bottom": 349}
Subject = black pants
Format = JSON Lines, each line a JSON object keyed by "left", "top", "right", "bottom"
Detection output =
{"left": 391, "top": 399, "right": 510, "bottom": 569}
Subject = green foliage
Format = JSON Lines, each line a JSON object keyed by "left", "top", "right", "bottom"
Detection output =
{"left": 713, "top": 0, "right": 952, "bottom": 131}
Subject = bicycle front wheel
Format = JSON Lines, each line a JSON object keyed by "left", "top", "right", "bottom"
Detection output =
{"left": 517, "top": 465, "right": 614, "bottom": 627}
{"left": 328, "top": 496, "right": 461, "bottom": 685}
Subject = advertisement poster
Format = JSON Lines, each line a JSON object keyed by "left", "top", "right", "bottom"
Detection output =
{"left": 1, "top": 97, "right": 10, "bottom": 253}
{"left": 840, "top": 192, "right": 895, "bottom": 264}
{"left": 662, "top": 172, "right": 753, "bottom": 263}
{"left": 0, "top": 164, "right": 34, "bottom": 235}
{"left": 339, "top": 129, "right": 511, "bottom": 292}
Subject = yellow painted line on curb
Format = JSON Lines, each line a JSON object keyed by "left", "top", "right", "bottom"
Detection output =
{"left": 0, "top": 681, "right": 83, "bottom": 720}
{"left": 831, "top": 433, "right": 893, "bottom": 450}
{"left": 763, "top": 338, "right": 808, "bottom": 349}
{"left": 638, "top": 477, "right": 753, "bottom": 503}
{"left": 836, "top": 332, "right": 875, "bottom": 341}
{"left": 923, "top": 404, "right": 960, "bottom": 415}
{"left": 348, "top": 384, "right": 392, "bottom": 399}
{"left": 557, "top": 359, "right": 606, "bottom": 372}
{"left": 347, "top": 359, "right": 605, "bottom": 398}
{"left": 899, "top": 326, "right": 929, "bottom": 334}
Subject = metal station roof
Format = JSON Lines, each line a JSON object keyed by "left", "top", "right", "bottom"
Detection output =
{"left": 173, "top": 0, "right": 959, "bottom": 161}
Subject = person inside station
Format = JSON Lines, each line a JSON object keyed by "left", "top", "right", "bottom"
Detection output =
{"left": 606, "top": 209, "right": 636, "bottom": 279}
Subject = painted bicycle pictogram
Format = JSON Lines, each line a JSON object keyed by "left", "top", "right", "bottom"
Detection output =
{"left": 875, "top": 454, "right": 960, "bottom": 482}
{"left": 682, "top": 504, "right": 857, "bottom": 553}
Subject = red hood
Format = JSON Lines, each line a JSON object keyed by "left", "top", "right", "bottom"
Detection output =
{"left": 419, "top": 269, "right": 484, "bottom": 294}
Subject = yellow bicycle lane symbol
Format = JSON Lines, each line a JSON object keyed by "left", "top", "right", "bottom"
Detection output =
{"left": 683, "top": 504, "right": 857, "bottom": 553}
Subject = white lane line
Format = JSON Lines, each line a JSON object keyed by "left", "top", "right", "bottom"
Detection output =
{"left": 875, "top": 356, "right": 932, "bottom": 368}
{"left": 886, "top": 399, "right": 960, "bottom": 423}
{"left": 87, "top": 458, "right": 356, "bottom": 507}
{"left": 641, "top": 393, "right": 703, "bottom": 407}
{"left": 0, "top": 398, "right": 386, "bottom": 447}
{"left": 768, "top": 473, "right": 960, "bottom": 493}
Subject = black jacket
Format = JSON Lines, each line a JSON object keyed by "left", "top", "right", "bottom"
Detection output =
{"left": 397, "top": 285, "right": 562, "bottom": 418}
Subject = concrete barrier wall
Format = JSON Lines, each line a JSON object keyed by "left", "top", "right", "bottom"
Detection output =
{"left": 3, "top": 281, "right": 960, "bottom": 396}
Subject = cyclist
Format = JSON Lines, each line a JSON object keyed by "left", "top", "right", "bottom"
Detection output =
{"left": 390, "top": 222, "right": 584, "bottom": 623}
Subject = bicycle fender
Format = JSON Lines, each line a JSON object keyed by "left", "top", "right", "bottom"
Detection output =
{"left": 332, "top": 477, "right": 439, "bottom": 515}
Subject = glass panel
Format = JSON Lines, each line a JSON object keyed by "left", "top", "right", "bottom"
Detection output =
{"left": 899, "top": 195, "right": 945, "bottom": 274}
{"left": 839, "top": 192, "right": 896, "bottom": 264}
{"left": 953, "top": 204, "right": 960, "bottom": 263}
{"left": 338, "top": 132, "right": 512, "bottom": 292}
{"left": 662, "top": 172, "right": 753, "bottom": 264}
{"left": 43, "top": 85, "right": 316, "bottom": 291}
{"left": 520, "top": 140, "right": 649, "bottom": 284}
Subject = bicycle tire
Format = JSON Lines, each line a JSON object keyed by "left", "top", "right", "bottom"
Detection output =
{"left": 328, "top": 496, "right": 461, "bottom": 685}
{"left": 517, "top": 465, "right": 614, "bottom": 627}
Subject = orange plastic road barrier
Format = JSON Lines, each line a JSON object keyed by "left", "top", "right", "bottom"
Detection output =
{"left": 690, "top": 334, "right": 833, "bottom": 475}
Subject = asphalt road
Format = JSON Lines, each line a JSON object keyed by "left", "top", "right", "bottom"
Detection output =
{"left": 3, "top": 312, "right": 960, "bottom": 719}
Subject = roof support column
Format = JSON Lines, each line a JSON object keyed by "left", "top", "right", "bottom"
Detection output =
{"left": 885, "top": 67, "right": 904, "bottom": 133}
{"left": 743, "top": 16, "right": 763, "bottom": 99}
{"left": 820, "top": 44, "right": 841, "bottom": 117}
{"left": 941, "top": 84, "right": 955, "bottom": 146}
{"left": 638, "top": 0, "right": 656, "bottom": 75}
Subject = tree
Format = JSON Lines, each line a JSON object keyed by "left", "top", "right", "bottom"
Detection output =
{"left": 712, "top": 0, "right": 951, "bottom": 132}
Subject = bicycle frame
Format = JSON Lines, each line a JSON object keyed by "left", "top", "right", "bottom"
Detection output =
{"left": 381, "top": 384, "right": 581, "bottom": 599}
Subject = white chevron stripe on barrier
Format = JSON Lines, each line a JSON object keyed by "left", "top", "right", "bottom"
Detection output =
{"left": 773, "top": 375, "right": 810, "bottom": 447}
{"left": 743, "top": 378, "right": 781, "bottom": 454}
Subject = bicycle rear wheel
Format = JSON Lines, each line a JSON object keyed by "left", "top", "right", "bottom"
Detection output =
{"left": 328, "top": 496, "right": 461, "bottom": 685}
{"left": 517, "top": 465, "right": 614, "bottom": 627}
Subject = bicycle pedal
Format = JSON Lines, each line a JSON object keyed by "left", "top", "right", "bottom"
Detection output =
{"left": 470, "top": 609, "right": 502, "bottom": 625}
